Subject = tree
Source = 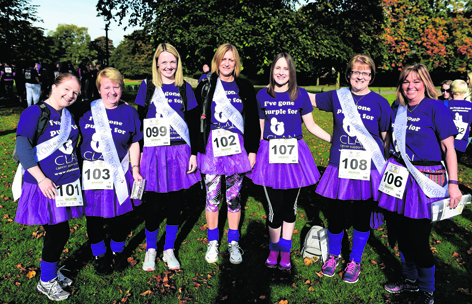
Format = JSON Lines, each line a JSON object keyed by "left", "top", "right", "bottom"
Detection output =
{"left": 91, "top": 36, "right": 115, "bottom": 67}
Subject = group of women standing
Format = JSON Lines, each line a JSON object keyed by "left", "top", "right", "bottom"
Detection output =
{"left": 13, "top": 42, "right": 463, "bottom": 304}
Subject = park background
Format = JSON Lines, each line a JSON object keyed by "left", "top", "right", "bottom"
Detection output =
{"left": 1, "top": 0, "right": 472, "bottom": 303}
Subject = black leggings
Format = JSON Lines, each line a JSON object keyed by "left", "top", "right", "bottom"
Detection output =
{"left": 86, "top": 215, "right": 130, "bottom": 244}
{"left": 327, "top": 198, "right": 375, "bottom": 234}
{"left": 264, "top": 187, "right": 300, "bottom": 229}
{"left": 144, "top": 191, "right": 183, "bottom": 232}
{"left": 42, "top": 221, "right": 70, "bottom": 263}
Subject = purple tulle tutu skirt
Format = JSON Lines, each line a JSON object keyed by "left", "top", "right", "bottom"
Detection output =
{"left": 15, "top": 182, "right": 84, "bottom": 225}
{"left": 316, "top": 164, "right": 382, "bottom": 200}
{"left": 378, "top": 158, "right": 446, "bottom": 220}
{"left": 198, "top": 131, "right": 251, "bottom": 176}
{"left": 84, "top": 167, "right": 141, "bottom": 218}
{"left": 247, "top": 139, "right": 320, "bottom": 189}
{"left": 141, "top": 144, "right": 200, "bottom": 193}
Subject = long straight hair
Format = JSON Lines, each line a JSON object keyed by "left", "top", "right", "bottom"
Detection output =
{"left": 396, "top": 64, "right": 437, "bottom": 106}
{"left": 211, "top": 43, "right": 241, "bottom": 77}
{"left": 268, "top": 53, "right": 298, "bottom": 101}
{"left": 152, "top": 43, "right": 184, "bottom": 87}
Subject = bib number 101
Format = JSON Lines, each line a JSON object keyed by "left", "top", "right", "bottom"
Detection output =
{"left": 55, "top": 179, "right": 83, "bottom": 207}
{"left": 57, "top": 183, "right": 80, "bottom": 197}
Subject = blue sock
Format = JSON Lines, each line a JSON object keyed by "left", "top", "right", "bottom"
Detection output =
{"left": 110, "top": 240, "right": 126, "bottom": 253}
{"left": 145, "top": 228, "right": 159, "bottom": 251}
{"left": 228, "top": 229, "right": 239, "bottom": 243}
{"left": 400, "top": 252, "right": 418, "bottom": 281}
{"left": 278, "top": 238, "right": 292, "bottom": 253}
{"left": 349, "top": 229, "right": 370, "bottom": 263}
{"left": 40, "top": 260, "right": 58, "bottom": 282}
{"left": 269, "top": 240, "right": 280, "bottom": 251}
{"left": 208, "top": 228, "right": 219, "bottom": 242}
{"left": 90, "top": 240, "right": 106, "bottom": 257}
{"left": 417, "top": 266, "right": 435, "bottom": 292}
{"left": 327, "top": 230, "right": 343, "bottom": 256}
{"left": 164, "top": 225, "right": 178, "bottom": 251}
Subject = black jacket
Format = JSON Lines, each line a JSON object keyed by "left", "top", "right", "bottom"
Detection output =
{"left": 195, "top": 73, "right": 261, "bottom": 154}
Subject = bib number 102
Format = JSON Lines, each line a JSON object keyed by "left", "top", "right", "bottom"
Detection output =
{"left": 382, "top": 172, "right": 403, "bottom": 187}
{"left": 213, "top": 135, "right": 236, "bottom": 148}
{"left": 341, "top": 158, "right": 368, "bottom": 171}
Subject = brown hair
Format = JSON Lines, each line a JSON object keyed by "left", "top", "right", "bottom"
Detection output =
{"left": 49, "top": 73, "right": 80, "bottom": 98}
{"left": 211, "top": 44, "right": 241, "bottom": 77}
{"left": 345, "top": 54, "right": 376, "bottom": 84}
{"left": 396, "top": 64, "right": 437, "bottom": 106}
{"left": 152, "top": 43, "right": 184, "bottom": 87}
{"left": 268, "top": 53, "right": 298, "bottom": 101}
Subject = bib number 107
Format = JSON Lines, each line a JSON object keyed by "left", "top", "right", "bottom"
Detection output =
{"left": 271, "top": 144, "right": 295, "bottom": 155}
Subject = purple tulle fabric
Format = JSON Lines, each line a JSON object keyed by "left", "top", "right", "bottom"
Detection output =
{"left": 83, "top": 167, "right": 141, "bottom": 218}
{"left": 247, "top": 139, "right": 320, "bottom": 189}
{"left": 377, "top": 158, "right": 446, "bottom": 220}
{"left": 316, "top": 164, "right": 382, "bottom": 201}
{"left": 141, "top": 144, "right": 200, "bottom": 193}
{"left": 197, "top": 131, "right": 252, "bottom": 176}
{"left": 15, "top": 182, "right": 84, "bottom": 225}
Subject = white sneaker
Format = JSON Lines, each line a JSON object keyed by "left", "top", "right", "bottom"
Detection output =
{"left": 228, "top": 241, "right": 243, "bottom": 264}
{"left": 143, "top": 248, "right": 157, "bottom": 271}
{"left": 163, "top": 249, "right": 180, "bottom": 270}
{"left": 37, "top": 277, "right": 70, "bottom": 301}
{"left": 205, "top": 240, "right": 219, "bottom": 263}
{"left": 56, "top": 266, "right": 72, "bottom": 287}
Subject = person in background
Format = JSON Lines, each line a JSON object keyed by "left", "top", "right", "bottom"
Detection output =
{"left": 464, "top": 71, "right": 472, "bottom": 102}
{"left": 198, "top": 64, "right": 210, "bottom": 83}
{"left": 0, "top": 62, "right": 15, "bottom": 100}
{"left": 24, "top": 61, "right": 41, "bottom": 107}
{"left": 438, "top": 80, "right": 452, "bottom": 102}
{"left": 14, "top": 62, "right": 26, "bottom": 104}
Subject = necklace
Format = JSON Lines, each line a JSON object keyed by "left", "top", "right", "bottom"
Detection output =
{"left": 407, "top": 99, "right": 423, "bottom": 113}
{"left": 352, "top": 93, "right": 367, "bottom": 105}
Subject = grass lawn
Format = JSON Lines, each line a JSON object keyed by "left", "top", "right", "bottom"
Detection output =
{"left": 0, "top": 89, "right": 471, "bottom": 304}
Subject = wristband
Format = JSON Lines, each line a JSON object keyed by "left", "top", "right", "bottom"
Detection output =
{"left": 38, "top": 177, "right": 47, "bottom": 184}
{"left": 449, "top": 180, "right": 459, "bottom": 185}
{"left": 132, "top": 165, "right": 140, "bottom": 169}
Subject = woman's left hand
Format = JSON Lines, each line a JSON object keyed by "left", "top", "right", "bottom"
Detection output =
{"left": 448, "top": 184, "right": 462, "bottom": 209}
{"left": 248, "top": 153, "right": 256, "bottom": 169}
{"left": 132, "top": 167, "right": 142, "bottom": 181}
{"left": 187, "top": 155, "right": 197, "bottom": 174}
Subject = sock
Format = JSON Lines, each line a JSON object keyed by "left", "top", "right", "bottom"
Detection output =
{"left": 400, "top": 251, "right": 418, "bottom": 281}
{"left": 208, "top": 228, "right": 219, "bottom": 242}
{"left": 269, "top": 240, "right": 280, "bottom": 252}
{"left": 90, "top": 240, "right": 106, "bottom": 257}
{"left": 164, "top": 225, "right": 179, "bottom": 251}
{"left": 278, "top": 238, "right": 292, "bottom": 253}
{"left": 40, "top": 260, "right": 58, "bottom": 282}
{"left": 417, "top": 266, "right": 435, "bottom": 293}
{"left": 327, "top": 230, "right": 343, "bottom": 256}
{"left": 110, "top": 240, "right": 126, "bottom": 253}
{"left": 349, "top": 229, "right": 370, "bottom": 263}
{"left": 228, "top": 229, "right": 239, "bottom": 243}
{"left": 145, "top": 228, "right": 159, "bottom": 251}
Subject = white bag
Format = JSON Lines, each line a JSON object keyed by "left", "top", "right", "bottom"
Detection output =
{"left": 301, "top": 225, "right": 329, "bottom": 263}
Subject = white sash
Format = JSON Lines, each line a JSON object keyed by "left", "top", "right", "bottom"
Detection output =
{"left": 12, "top": 108, "right": 72, "bottom": 201}
{"left": 150, "top": 85, "right": 191, "bottom": 147}
{"left": 394, "top": 105, "right": 447, "bottom": 198}
{"left": 337, "top": 88, "right": 386, "bottom": 173}
{"left": 213, "top": 78, "right": 244, "bottom": 134}
{"left": 91, "top": 99, "right": 129, "bottom": 205}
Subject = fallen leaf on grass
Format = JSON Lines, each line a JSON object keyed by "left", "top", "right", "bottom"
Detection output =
{"left": 303, "top": 257, "right": 314, "bottom": 266}
{"left": 259, "top": 295, "right": 266, "bottom": 299}
{"left": 127, "top": 257, "right": 137, "bottom": 267}
{"left": 370, "top": 260, "right": 377, "bottom": 265}
{"left": 26, "top": 270, "right": 36, "bottom": 279}
{"left": 452, "top": 251, "right": 460, "bottom": 257}
{"left": 304, "top": 280, "right": 310, "bottom": 284}
{"left": 140, "top": 290, "right": 151, "bottom": 296}
{"left": 309, "top": 287, "right": 315, "bottom": 292}
{"left": 315, "top": 271, "right": 323, "bottom": 278}
{"left": 293, "top": 229, "right": 299, "bottom": 234}
{"left": 279, "top": 301, "right": 288, "bottom": 304}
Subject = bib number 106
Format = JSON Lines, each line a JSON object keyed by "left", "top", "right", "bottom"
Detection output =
{"left": 382, "top": 172, "right": 403, "bottom": 187}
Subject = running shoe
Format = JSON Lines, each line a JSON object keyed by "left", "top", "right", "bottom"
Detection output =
{"left": 37, "top": 277, "right": 70, "bottom": 301}
{"left": 56, "top": 266, "right": 72, "bottom": 287}
{"left": 205, "top": 240, "right": 219, "bottom": 263}
{"left": 343, "top": 260, "right": 361, "bottom": 283}
{"left": 413, "top": 291, "right": 434, "bottom": 304}
{"left": 384, "top": 277, "right": 420, "bottom": 293}
{"left": 112, "top": 251, "right": 127, "bottom": 273}
{"left": 278, "top": 252, "right": 291, "bottom": 270}
{"left": 228, "top": 241, "right": 243, "bottom": 264}
{"left": 143, "top": 249, "right": 157, "bottom": 271}
{"left": 163, "top": 249, "right": 181, "bottom": 270}
{"left": 265, "top": 250, "right": 279, "bottom": 269}
{"left": 93, "top": 254, "right": 112, "bottom": 276}
{"left": 321, "top": 254, "right": 340, "bottom": 277}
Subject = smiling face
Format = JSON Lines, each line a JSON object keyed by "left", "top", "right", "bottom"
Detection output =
{"left": 99, "top": 77, "right": 122, "bottom": 109}
{"left": 158, "top": 51, "right": 177, "bottom": 83}
{"left": 273, "top": 57, "right": 290, "bottom": 90}
{"left": 402, "top": 72, "right": 425, "bottom": 104}
{"left": 349, "top": 63, "right": 371, "bottom": 94}
{"left": 50, "top": 77, "right": 80, "bottom": 110}
{"left": 218, "top": 50, "right": 236, "bottom": 79}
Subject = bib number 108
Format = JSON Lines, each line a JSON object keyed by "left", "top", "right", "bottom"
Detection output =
{"left": 341, "top": 158, "right": 368, "bottom": 171}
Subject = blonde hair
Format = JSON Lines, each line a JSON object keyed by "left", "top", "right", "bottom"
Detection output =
{"left": 152, "top": 43, "right": 183, "bottom": 87}
{"left": 345, "top": 54, "right": 376, "bottom": 84}
{"left": 396, "top": 64, "right": 437, "bottom": 106}
{"left": 96, "top": 67, "right": 124, "bottom": 91}
{"left": 451, "top": 79, "right": 468, "bottom": 95}
{"left": 211, "top": 44, "right": 241, "bottom": 77}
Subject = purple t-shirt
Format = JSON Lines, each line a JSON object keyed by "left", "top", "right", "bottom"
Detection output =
{"left": 17, "top": 103, "right": 80, "bottom": 185}
{"left": 391, "top": 99, "right": 457, "bottom": 161}
{"left": 135, "top": 81, "right": 197, "bottom": 142}
{"left": 79, "top": 103, "right": 142, "bottom": 161}
{"left": 317, "top": 90, "right": 392, "bottom": 166}
{"left": 257, "top": 88, "right": 312, "bottom": 139}
{"left": 447, "top": 100, "right": 472, "bottom": 152}
{"left": 210, "top": 80, "right": 244, "bottom": 135}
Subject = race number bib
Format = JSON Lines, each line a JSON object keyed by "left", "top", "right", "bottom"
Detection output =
{"left": 143, "top": 118, "right": 170, "bottom": 147}
{"left": 5, "top": 67, "right": 12, "bottom": 73}
{"left": 82, "top": 160, "right": 113, "bottom": 190}
{"left": 25, "top": 71, "right": 31, "bottom": 80}
{"left": 55, "top": 179, "right": 83, "bottom": 207}
{"left": 379, "top": 162, "right": 409, "bottom": 199}
{"left": 54, "top": 71, "right": 60, "bottom": 78}
{"left": 338, "top": 150, "right": 371, "bottom": 181}
{"left": 454, "top": 121, "right": 468, "bottom": 140}
{"left": 269, "top": 138, "right": 298, "bottom": 164}
{"left": 212, "top": 129, "right": 241, "bottom": 157}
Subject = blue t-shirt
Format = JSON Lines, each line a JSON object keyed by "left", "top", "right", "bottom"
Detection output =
{"left": 390, "top": 99, "right": 457, "bottom": 162}
{"left": 79, "top": 103, "right": 142, "bottom": 161}
{"left": 210, "top": 80, "right": 244, "bottom": 135}
{"left": 17, "top": 103, "right": 80, "bottom": 185}
{"left": 446, "top": 100, "right": 472, "bottom": 152}
{"left": 317, "top": 90, "right": 392, "bottom": 166}
{"left": 257, "top": 88, "right": 312, "bottom": 139}
{"left": 135, "top": 80, "right": 197, "bottom": 142}
{"left": 198, "top": 73, "right": 208, "bottom": 83}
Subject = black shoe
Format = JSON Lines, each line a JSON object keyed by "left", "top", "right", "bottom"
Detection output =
{"left": 413, "top": 291, "right": 434, "bottom": 304}
{"left": 94, "top": 254, "right": 112, "bottom": 276}
{"left": 113, "top": 251, "right": 128, "bottom": 273}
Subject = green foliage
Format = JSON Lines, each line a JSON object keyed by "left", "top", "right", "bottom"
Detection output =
{"left": 90, "top": 36, "right": 115, "bottom": 67}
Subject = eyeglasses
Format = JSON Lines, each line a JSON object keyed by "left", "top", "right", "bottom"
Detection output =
{"left": 441, "top": 89, "right": 451, "bottom": 93}
{"left": 350, "top": 71, "right": 371, "bottom": 77}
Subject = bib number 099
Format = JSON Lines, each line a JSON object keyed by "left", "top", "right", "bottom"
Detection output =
{"left": 145, "top": 126, "right": 167, "bottom": 138}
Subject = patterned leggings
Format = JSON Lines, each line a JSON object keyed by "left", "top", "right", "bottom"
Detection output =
{"left": 204, "top": 173, "right": 243, "bottom": 213}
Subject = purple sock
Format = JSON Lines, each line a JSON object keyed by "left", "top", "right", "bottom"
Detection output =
{"left": 400, "top": 252, "right": 418, "bottom": 281}
{"left": 278, "top": 238, "right": 292, "bottom": 253}
{"left": 90, "top": 240, "right": 106, "bottom": 257}
{"left": 327, "top": 230, "right": 343, "bottom": 256}
{"left": 417, "top": 266, "right": 435, "bottom": 292}
{"left": 145, "top": 228, "right": 159, "bottom": 251}
{"left": 164, "top": 225, "right": 178, "bottom": 251}
{"left": 349, "top": 229, "right": 370, "bottom": 263}
{"left": 110, "top": 240, "right": 126, "bottom": 253}
{"left": 208, "top": 228, "right": 219, "bottom": 242}
{"left": 228, "top": 229, "right": 239, "bottom": 243}
{"left": 40, "top": 260, "right": 58, "bottom": 282}
{"left": 269, "top": 240, "right": 280, "bottom": 251}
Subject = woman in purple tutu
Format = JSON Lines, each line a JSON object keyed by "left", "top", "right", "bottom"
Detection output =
{"left": 195, "top": 43, "right": 261, "bottom": 264}
{"left": 379, "top": 64, "right": 461, "bottom": 304}
{"left": 135, "top": 43, "right": 200, "bottom": 271}
{"left": 249, "top": 53, "right": 331, "bottom": 270}
{"left": 78, "top": 67, "right": 143, "bottom": 276}
{"left": 14, "top": 73, "right": 82, "bottom": 301}
{"left": 309, "top": 54, "right": 393, "bottom": 283}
